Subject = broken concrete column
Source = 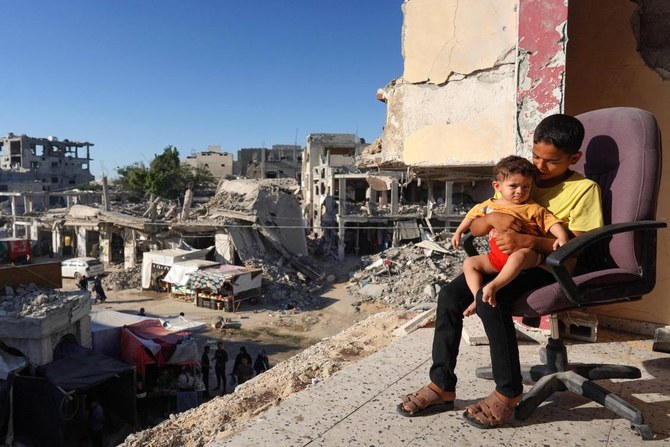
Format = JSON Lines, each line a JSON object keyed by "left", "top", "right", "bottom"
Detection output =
{"left": 338, "top": 178, "right": 346, "bottom": 216}
{"left": 391, "top": 180, "right": 399, "bottom": 215}
{"left": 23, "top": 195, "right": 33, "bottom": 214}
{"left": 102, "top": 176, "right": 110, "bottom": 211}
{"left": 445, "top": 181, "right": 454, "bottom": 214}
{"left": 367, "top": 188, "right": 378, "bottom": 214}
{"left": 181, "top": 189, "right": 193, "bottom": 220}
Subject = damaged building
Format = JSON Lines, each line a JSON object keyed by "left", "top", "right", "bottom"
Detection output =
{"left": 349, "top": 0, "right": 670, "bottom": 328}
{"left": 236, "top": 144, "right": 302, "bottom": 180}
{"left": 0, "top": 133, "right": 94, "bottom": 195}
{"left": 182, "top": 145, "right": 234, "bottom": 180}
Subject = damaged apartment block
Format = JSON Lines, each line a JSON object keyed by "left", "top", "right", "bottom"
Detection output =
{"left": 0, "top": 133, "right": 94, "bottom": 194}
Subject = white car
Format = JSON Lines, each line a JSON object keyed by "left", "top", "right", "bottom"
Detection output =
{"left": 61, "top": 257, "right": 104, "bottom": 280}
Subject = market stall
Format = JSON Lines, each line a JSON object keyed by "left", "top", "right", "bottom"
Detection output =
{"left": 187, "top": 265, "right": 262, "bottom": 312}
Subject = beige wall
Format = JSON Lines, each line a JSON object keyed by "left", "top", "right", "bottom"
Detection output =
{"left": 379, "top": 0, "right": 518, "bottom": 167}
{"left": 565, "top": 0, "right": 670, "bottom": 325}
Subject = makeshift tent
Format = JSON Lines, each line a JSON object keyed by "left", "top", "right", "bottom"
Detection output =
{"left": 0, "top": 348, "right": 27, "bottom": 445}
{"left": 120, "top": 320, "right": 195, "bottom": 373}
{"left": 163, "top": 259, "right": 220, "bottom": 287}
{"left": 39, "top": 343, "right": 133, "bottom": 392}
{"left": 141, "top": 246, "right": 213, "bottom": 289}
{"left": 91, "top": 309, "right": 155, "bottom": 359}
{"left": 187, "top": 264, "right": 262, "bottom": 295}
{"left": 92, "top": 310, "right": 206, "bottom": 361}
{"left": 13, "top": 343, "right": 135, "bottom": 447}
{"left": 187, "top": 264, "right": 263, "bottom": 312}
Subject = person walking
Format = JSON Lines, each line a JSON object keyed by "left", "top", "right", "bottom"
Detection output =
{"left": 213, "top": 342, "right": 229, "bottom": 394}
{"left": 201, "top": 345, "right": 211, "bottom": 397}
{"left": 253, "top": 350, "right": 270, "bottom": 375}
{"left": 93, "top": 275, "right": 107, "bottom": 303}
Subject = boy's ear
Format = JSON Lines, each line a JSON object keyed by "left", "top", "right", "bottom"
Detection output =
{"left": 492, "top": 180, "right": 501, "bottom": 191}
{"left": 569, "top": 151, "right": 582, "bottom": 165}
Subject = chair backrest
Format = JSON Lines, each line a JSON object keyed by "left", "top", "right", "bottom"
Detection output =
{"left": 574, "top": 107, "right": 662, "bottom": 273}
{"left": 516, "top": 107, "right": 662, "bottom": 317}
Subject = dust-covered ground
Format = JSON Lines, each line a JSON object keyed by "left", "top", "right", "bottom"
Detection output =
{"left": 64, "top": 235, "right": 471, "bottom": 447}
{"left": 120, "top": 310, "right": 409, "bottom": 447}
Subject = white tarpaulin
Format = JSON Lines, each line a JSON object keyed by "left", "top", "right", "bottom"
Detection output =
{"left": 162, "top": 259, "right": 220, "bottom": 287}
{"left": 160, "top": 315, "right": 208, "bottom": 332}
{"left": 141, "top": 246, "right": 213, "bottom": 289}
{"left": 91, "top": 310, "right": 157, "bottom": 359}
{"left": 166, "top": 338, "right": 199, "bottom": 365}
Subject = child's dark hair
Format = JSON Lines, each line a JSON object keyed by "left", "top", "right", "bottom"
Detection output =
{"left": 533, "top": 114, "right": 585, "bottom": 155}
{"left": 494, "top": 155, "right": 536, "bottom": 181}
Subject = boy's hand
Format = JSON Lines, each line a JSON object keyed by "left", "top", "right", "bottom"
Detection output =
{"left": 485, "top": 212, "right": 525, "bottom": 233}
{"left": 494, "top": 231, "right": 534, "bottom": 254}
{"left": 451, "top": 233, "right": 461, "bottom": 249}
{"left": 552, "top": 237, "right": 568, "bottom": 250}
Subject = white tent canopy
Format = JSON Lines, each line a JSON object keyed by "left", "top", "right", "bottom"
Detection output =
{"left": 141, "top": 246, "right": 213, "bottom": 289}
{"left": 162, "top": 259, "right": 220, "bottom": 287}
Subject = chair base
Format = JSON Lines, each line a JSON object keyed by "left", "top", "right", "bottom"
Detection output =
{"left": 474, "top": 338, "right": 652, "bottom": 440}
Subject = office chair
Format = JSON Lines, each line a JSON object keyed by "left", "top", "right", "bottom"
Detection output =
{"left": 465, "top": 107, "right": 666, "bottom": 440}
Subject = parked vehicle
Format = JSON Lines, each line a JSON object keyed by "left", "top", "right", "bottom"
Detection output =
{"left": 61, "top": 257, "right": 104, "bottom": 280}
{"left": 0, "top": 238, "right": 32, "bottom": 264}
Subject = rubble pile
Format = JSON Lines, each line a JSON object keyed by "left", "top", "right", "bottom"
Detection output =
{"left": 347, "top": 234, "right": 489, "bottom": 309}
{"left": 0, "top": 284, "right": 83, "bottom": 317}
{"left": 244, "top": 257, "right": 321, "bottom": 309}
{"left": 206, "top": 178, "right": 300, "bottom": 213}
{"left": 103, "top": 265, "right": 142, "bottom": 291}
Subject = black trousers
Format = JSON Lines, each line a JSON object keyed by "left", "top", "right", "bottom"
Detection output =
{"left": 429, "top": 268, "right": 554, "bottom": 398}
{"left": 215, "top": 366, "right": 226, "bottom": 391}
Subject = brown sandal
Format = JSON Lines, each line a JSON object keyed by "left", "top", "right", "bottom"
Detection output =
{"left": 397, "top": 383, "right": 455, "bottom": 417}
{"left": 462, "top": 391, "right": 520, "bottom": 428}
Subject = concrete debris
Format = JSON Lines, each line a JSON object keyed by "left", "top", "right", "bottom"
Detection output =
{"left": 102, "top": 265, "right": 142, "bottom": 291}
{"left": 0, "top": 283, "right": 84, "bottom": 318}
{"left": 347, "top": 232, "right": 488, "bottom": 309}
{"left": 244, "top": 257, "right": 324, "bottom": 309}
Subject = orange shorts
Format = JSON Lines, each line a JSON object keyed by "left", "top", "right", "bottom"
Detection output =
{"left": 488, "top": 237, "right": 509, "bottom": 272}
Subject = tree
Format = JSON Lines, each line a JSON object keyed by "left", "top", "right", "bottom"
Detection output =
{"left": 115, "top": 146, "right": 216, "bottom": 200}
{"left": 115, "top": 162, "right": 148, "bottom": 195}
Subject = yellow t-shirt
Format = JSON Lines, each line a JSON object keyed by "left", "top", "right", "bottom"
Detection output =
{"left": 465, "top": 199, "right": 562, "bottom": 237}
{"left": 531, "top": 171, "right": 603, "bottom": 233}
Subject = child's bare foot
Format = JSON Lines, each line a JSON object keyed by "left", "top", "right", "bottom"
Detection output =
{"left": 481, "top": 283, "right": 498, "bottom": 307}
{"left": 463, "top": 303, "right": 476, "bottom": 317}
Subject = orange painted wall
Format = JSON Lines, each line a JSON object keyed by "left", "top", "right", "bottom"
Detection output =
{"left": 565, "top": 0, "right": 670, "bottom": 324}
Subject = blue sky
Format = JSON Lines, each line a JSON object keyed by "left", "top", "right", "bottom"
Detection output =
{"left": 1, "top": 1, "right": 403, "bottom": 178}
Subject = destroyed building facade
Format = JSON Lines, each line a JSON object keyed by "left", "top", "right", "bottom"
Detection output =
{"left": 237, "top": 145, "right": 302, "bottom": 180}
{"left": 182, "top": 145, "right": 233, "bottom": 180}
{"left": 360, "top": 0, "right": 670, "bottom": 326}
{"left": 0, "top": 133, "right": 94, "bottom": 193}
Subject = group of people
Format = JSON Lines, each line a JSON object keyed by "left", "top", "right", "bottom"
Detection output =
{"left": 78, "top": 274, "right": 107, "bottom": 303}
{"left": 398, "top": 113, "right": 603, "bottom": 429}
{"left": 199, "top": 343, "right": 271, "bottom": 396}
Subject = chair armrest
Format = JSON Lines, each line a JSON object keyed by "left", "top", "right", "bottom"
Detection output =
{"left": 461, "top": 232, "right": 480, "bottom": 257}
{"left": 546, "top": 220, "right": 667, "bottom": 305}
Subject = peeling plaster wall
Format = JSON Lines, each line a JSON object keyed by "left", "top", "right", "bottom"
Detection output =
{"left": 516, "top": 0, "right": 568, "bottom": 156}
{"left": 380, "top": 0, "right": 518, "bottom": 167}
{"left": 565, "top": 0, "right": 670, "bottom": 324}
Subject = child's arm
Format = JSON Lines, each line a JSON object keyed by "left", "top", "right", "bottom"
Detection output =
{"left": 548, "top": 222, "right": 570, "bottom": 250}
{"left": 451, "top": 217, "right": 473, "bottom": 249}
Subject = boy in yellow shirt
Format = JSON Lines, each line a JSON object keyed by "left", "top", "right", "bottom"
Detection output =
{"left": 451, "top": 156, "right": 569, "bottom": 316}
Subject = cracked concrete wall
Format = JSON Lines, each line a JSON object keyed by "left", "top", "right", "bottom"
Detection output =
{"left": 631, "top": 0, "right": 670, "bottom": 80}
{"left": 565, "top": 0, "right": 670, "bottom": 325}
{"left": 380, "top": 0, "right": 524, "bottom": 168}
{"left": 379, "top": 0, "right": 570, "bottom": 168}
{"left": 516, "top": 0, "right": 568, "bottom": 156}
